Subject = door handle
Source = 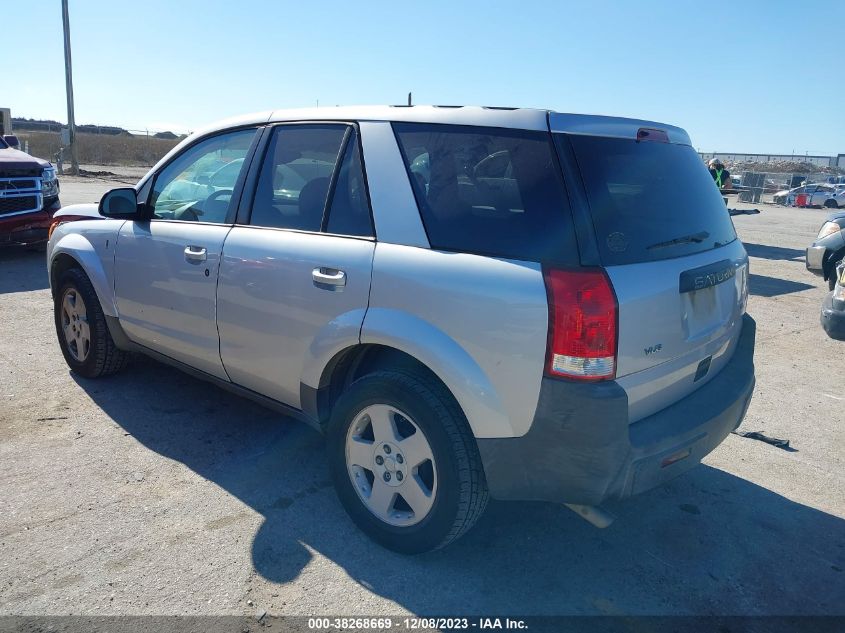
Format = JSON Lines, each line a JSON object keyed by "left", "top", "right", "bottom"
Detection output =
{"left": 312, "top": 267, "right": 346, "bottom": 289}
{"left": 184, "top": 245, "right": 207, "bottom": 263}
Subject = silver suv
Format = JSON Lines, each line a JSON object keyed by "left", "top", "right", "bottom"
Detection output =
{"left": 47, "top": 106, "right": 756, "bottom": 553}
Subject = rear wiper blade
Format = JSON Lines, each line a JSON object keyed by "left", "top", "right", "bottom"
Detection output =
{"left": 647, "top": 231, "right": 710, "bottom": 250}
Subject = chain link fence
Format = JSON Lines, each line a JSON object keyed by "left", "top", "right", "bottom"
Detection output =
{"left": 698, "top": 152, "right": 845, "bottom": 204}
{"left": 731, "top": 171, "right": 845, "bottom": 204}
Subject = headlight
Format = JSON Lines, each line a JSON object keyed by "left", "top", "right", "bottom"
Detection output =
{"left": 41, "top": 166, "right": 59, "bottom": 197}
{"left": 817, "top": 221, "right": 841, "bottom": 240}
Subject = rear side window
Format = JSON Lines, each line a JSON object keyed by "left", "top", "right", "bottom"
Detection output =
{"left": 393, "top": 123, "right": 578, "bottom": 264}
{"left": 561, "top": 134, "right": 738, "bottom": 266}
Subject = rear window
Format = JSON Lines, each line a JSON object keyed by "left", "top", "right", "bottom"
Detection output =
{"left": 393, "top": 123, "right": 579, "bottom": 264}
{"left": 561, "top": 134, "right": 737, "bottom": 266}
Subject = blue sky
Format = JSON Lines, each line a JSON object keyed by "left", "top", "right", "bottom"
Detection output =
{"left": 4, "top": 1, "right": 844, "bottom": 154}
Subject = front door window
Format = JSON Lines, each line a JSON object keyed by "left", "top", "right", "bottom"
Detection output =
{"left": 149, "top": 129, "right": 256, "bottom": 223}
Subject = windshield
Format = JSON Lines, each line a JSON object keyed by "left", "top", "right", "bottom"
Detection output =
{"left": 0, "top": 136, "right": 8, "bottom": 149}
{"left": 559, "top": 134, "right": 738, "bottom": 266}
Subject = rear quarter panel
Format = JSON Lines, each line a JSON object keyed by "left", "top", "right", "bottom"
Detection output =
{"left": 362, "top": 243, "right": 549, "bottom": 439}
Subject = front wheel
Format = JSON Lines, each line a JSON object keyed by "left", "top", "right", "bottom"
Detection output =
{"left": 54, "top": 267, "right": 129, "bottom": 378}
{"left": 824, "top": 199, "right": 839, "bottom": 209}
{"left": 327, "top": 370, "right": 488, "bottom": 554}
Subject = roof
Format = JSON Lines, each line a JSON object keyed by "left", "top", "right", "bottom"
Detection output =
{"left": 191, "top": 105, "right": 553, "bottom": 138}
{"left": 179, "top": 105, "right": 691, "bottom": 159}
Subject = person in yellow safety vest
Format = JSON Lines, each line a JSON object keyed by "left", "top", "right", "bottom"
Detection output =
{"left": 708, "top": 158, "right": 732, "bottom": 190}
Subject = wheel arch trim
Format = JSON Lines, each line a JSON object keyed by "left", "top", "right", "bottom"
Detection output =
{"left": 299, "top": 307, "right": 369, "bottom": 392}
{"left": 348, "top": 308, "right": 514, "bottom": 439}
{"left": 49, "top": 233, "right": 117, "bottom": 317}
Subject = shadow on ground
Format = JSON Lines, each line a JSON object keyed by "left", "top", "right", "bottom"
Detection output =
{"left": 0, "top": 248, "right": 49, "bottom": 293}
{"left": 743, "top": 242, "right": 806, "bottom": 262}
{"left": 748, "top": 273, "right": 815, "bottom": 298}
{"left": 72, "top": 357, "right": 845, "bottom": 616}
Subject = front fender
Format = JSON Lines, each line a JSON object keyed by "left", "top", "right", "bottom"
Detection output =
{"left": 360, "top": 308, "right": 513, "bottom": 439}
{"left": 49, "top": 222, "right": 122, "bottom": 317}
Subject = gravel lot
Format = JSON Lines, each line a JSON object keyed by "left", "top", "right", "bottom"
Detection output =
{"left": 0, "top": 180, "right": 843, "bottom": 617}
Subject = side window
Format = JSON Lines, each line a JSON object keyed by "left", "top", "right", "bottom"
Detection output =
{"left": 249, "top": 125, "right": 348, "bottom": 231}
{"left": 325, "top": 134, "right": 373, "bottom": 237}
{"left": 150, "top": 129, "right": 255, "bottom": 223}
{"left": 392, "top": 123, "right": 578, "bottom": 263}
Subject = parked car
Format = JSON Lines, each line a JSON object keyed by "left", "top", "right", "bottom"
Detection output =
{"left": 47, "top": 106, "right": 756, "bottom": 553}
{"left": 0, "top": 135, "right": 61, "bottom": 247}
{"left": 773, "top": 183, "right": 838, "bottom": 207}
{"left": 821, "top": 263, "right": 845, "bottom": 340}
{"left": 828, "top": 183, "right": 845, "bottom": 208}
{"left": 807, "top": 210, "right": 845, "bottom": 289}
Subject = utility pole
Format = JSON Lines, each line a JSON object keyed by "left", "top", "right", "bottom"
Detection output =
{"left": 61, "top": 0, "right": 79, "bottom": 175}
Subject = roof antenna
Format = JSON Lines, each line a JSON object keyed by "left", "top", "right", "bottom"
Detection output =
{"left": 408, "top": 92, "right": 412, "bottom": 106}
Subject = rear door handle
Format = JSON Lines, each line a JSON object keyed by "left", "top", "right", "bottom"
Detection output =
{"left": 312, "top": 267, "right": 346, "bottom": 289}
{"left": 184, "top": 245, "right": 207, "bottom": 263}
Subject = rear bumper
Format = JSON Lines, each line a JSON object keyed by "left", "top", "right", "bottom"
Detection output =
{"left": 478, "top": 314, "right": 756, "bottom": 506}
{"left": 821, "top": 292, "right": 845, "bottom": 340}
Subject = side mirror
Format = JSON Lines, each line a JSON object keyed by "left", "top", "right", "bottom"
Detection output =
{"left": 99, "top": 187, "right": 141, "bottom": 218}
{"left": 3, "top": 135, "right": 20, "bottom": 150}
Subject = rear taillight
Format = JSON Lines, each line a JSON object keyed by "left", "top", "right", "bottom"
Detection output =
{"left": 543, "top": 268, "right": 618, "bottom": 381}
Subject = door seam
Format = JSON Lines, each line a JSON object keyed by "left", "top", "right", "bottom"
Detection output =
{"left": 358, "top": 241, "right": 378, "bottom": 344}
{"left": 214, "top": 225, "right": 236, "bottom": 382}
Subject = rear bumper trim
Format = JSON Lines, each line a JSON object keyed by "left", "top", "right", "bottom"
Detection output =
{"left": 477, "top": 314, "right": 756, "bottom": 505}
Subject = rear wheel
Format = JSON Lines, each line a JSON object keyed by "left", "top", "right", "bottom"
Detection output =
{"left": 327, "top": 370, "right": 488, "bottom": 553}
{"left": 54, "top": 267, "right": 129, "bottom": 378}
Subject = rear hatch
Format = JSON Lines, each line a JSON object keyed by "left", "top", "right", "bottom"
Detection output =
{"left": 551, "top": 115, "right": 749, "bottom": 423}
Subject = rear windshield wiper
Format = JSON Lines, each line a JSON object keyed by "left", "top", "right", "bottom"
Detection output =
{"left": 647, "top": 231, "right": 710, "bottom": 250}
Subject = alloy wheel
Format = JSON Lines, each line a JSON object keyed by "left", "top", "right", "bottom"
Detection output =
{"left": 345, "top": 404, "right": 437, "bottom": 527}
{"left": 61, "top": 288, "right": 91, "bottom": 362}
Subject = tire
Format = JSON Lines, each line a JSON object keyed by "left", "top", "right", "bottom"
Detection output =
{"left": 824, "top": 199, "right": 839, "bottom": 209}
{"left": 54, "top": 267, "right": 130, "bottom": 378}
{"left": 327, "top": 370, "right": 488, "bottom": 554}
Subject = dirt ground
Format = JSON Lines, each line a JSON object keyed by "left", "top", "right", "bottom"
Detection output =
{"left": 0, "top": 181, "right": 842, "bottom": 616}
